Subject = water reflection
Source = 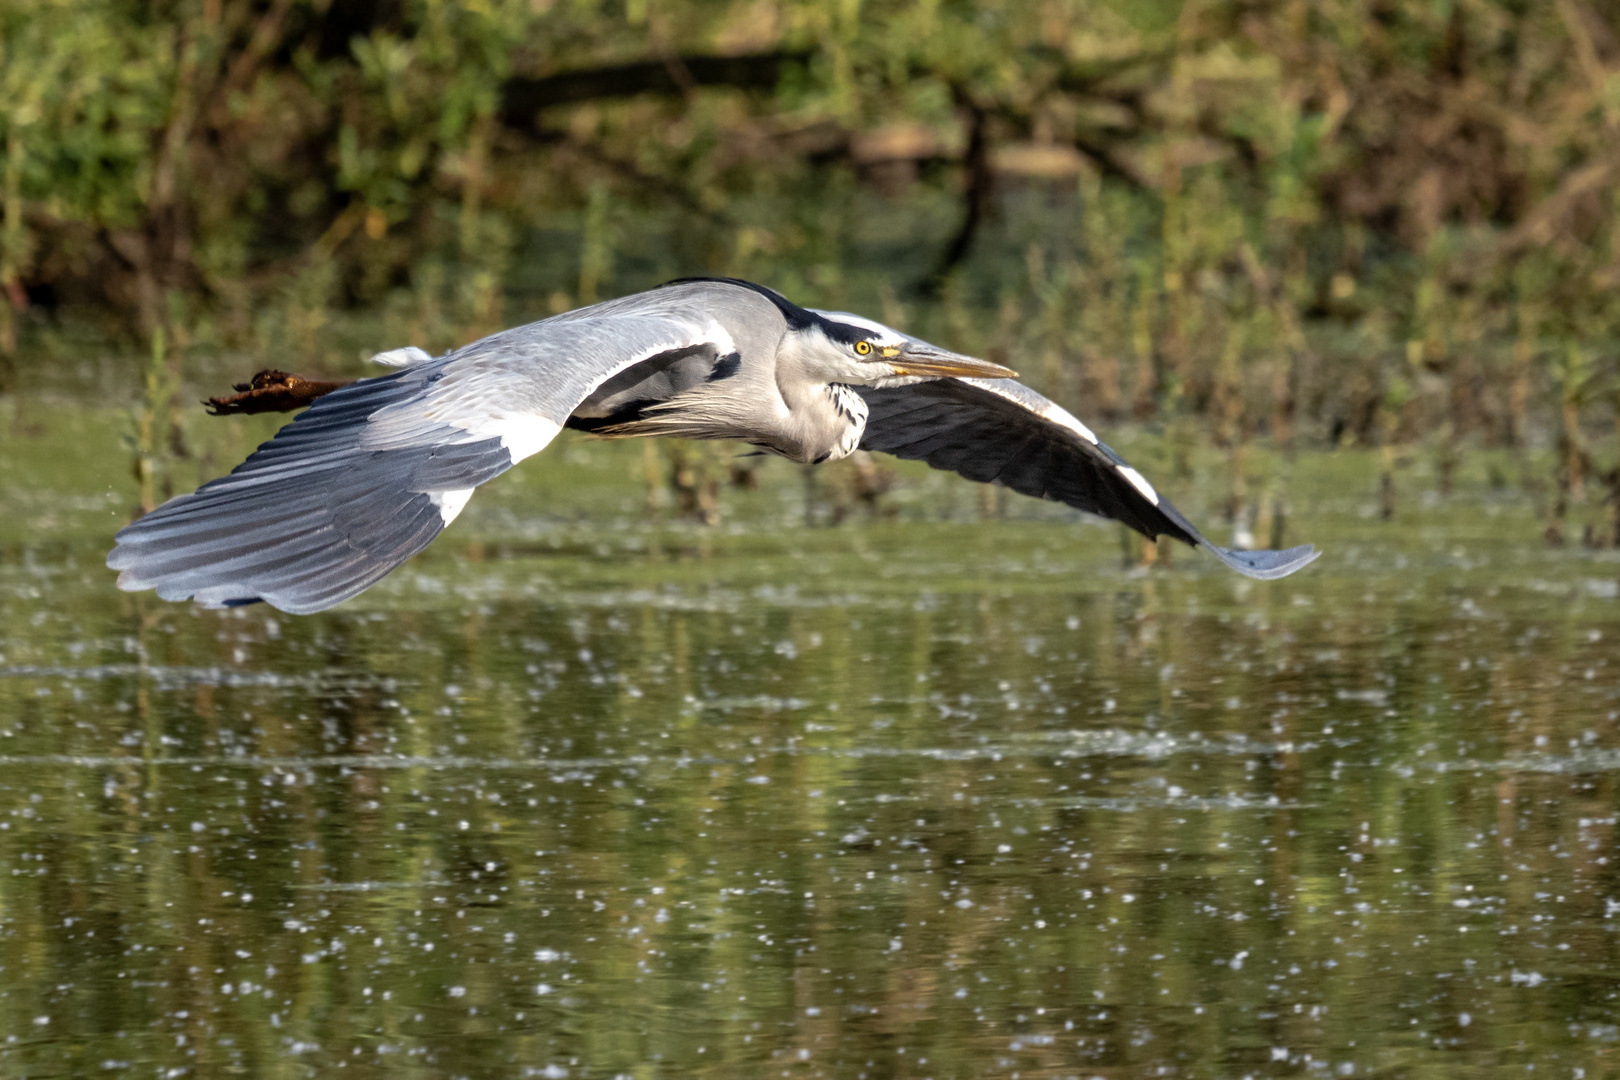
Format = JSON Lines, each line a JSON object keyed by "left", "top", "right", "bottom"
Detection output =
{"left": 1, "top": 472, "right": 1618, "bottom": 1077}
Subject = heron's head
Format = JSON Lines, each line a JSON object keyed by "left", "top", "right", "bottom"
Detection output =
{"left": 792, "top": 311, "right": 1018, "bottom": 387}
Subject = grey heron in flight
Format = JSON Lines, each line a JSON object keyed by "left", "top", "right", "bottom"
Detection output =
{"left": 108, "top": 278, "right": 1318, "bottom": 613}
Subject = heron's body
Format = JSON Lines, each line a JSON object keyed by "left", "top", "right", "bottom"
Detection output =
{"left": 109, "top": 279, "right": 1318, "bottom": 613}
{"left": 563, "top": 283, "right": 873, "bottom": 463}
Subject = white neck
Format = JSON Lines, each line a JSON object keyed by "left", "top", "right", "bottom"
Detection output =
{"left": 770, "top": 335, "right": 871, "bottom": 463}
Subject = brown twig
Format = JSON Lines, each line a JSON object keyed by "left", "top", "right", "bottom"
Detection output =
{"left": 204, "top": 369, "right": 352, "bottom": 415}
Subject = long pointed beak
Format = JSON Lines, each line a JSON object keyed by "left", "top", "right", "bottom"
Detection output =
{"left": 886, "top": 343, "right": 1018, "bottom": 380}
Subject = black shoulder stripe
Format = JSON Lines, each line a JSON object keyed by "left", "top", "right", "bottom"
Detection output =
{"left": 707, "top": 351, "right": 743, "bottom": 381}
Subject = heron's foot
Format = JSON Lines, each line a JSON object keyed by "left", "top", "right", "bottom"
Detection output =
{"left": 204, "top": 370, "right": 352, "bottom": 415}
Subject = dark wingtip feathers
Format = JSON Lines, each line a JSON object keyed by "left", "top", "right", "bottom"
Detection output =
{"left": 1202, "top": 543, "right": 1321, "bottom": 581}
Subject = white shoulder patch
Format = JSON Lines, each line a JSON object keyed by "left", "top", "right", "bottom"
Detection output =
{"left": 486, "top": 416, "right": 563, "bottom": 465}
{"left": 428, "top": 487, "right": 475, "bottom": 525}
{"left": 705, "top": 319, "right": 738, "bottom": 356}
{"left": 1039, "top": 401, "right": 1098, "bottom": 445}
{"left": 1116, "top": 465, "right": 1159, "bottom": 505}
{"left": 371, "top": 346, "right": 435, "bottom": 367}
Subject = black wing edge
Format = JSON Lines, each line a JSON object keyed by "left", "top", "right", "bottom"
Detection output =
{"left": 856, "top": 380, "right": 1322, "bottom": 581}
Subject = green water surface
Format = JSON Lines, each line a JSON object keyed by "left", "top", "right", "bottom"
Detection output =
{"left": 1, "top": 403, "right": 1617, "bottom": 1078}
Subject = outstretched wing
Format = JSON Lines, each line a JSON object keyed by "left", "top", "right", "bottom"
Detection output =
{"left": 109, "top": 295, "right": 746, "bottom": 614}
{"left": 855, "top": 377, "right": 1318, "bottom": 580}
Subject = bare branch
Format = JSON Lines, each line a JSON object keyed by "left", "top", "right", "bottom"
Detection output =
{"left": 498, "top": 52, "right": 811, "bottom": 134}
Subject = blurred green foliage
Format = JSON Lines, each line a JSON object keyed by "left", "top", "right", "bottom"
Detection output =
{"left": 5, "top": 0, "right": 1620, "bottom": 537}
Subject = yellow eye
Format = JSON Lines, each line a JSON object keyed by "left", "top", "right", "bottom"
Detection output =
{"left": 854, "top": 341, "right": 872, "bottom": 356}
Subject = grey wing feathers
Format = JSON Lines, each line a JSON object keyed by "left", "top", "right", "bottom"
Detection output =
{"left": 1202, "top": 543, "right": 1320, "bottom": 580}
{"left": 856, "top": 377, "right": 1318, "bottom": 580}
{"left": 107, "top": 370, "right": 515, "bottom": 614}
{"left": 109, "top": 286, "right": 758, "bottom": 613}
